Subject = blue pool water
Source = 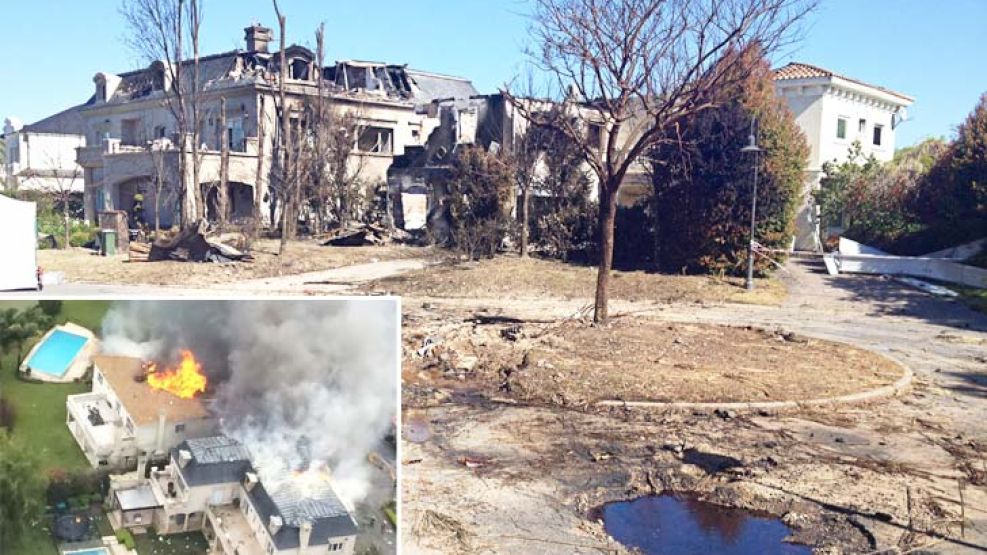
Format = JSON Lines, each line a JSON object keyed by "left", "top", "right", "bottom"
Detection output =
{"left": 63, "top": 549, "right": 109, "bottom": 555}
{"left": 26, "top": 329, "right": 89, "bottom": 377}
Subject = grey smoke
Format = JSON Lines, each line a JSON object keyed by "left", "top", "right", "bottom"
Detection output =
{"left": 100, "top": 299, "right": 398, "bottom": 507}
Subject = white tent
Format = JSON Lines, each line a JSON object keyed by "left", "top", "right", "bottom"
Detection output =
{"left": 0, "top": 194, "right": 38, "bottom": 291}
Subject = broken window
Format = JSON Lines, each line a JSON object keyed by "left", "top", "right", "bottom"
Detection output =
{"left": 290, "top": 58, "right": 310, "bottom": 80}
{"left": 358, "top": 126, "right": 394, "bottom": 154}
{"left": 588, "top": 123, "right": 604, "bottom": 151}
{"left": 227, "top": 119, "right": 245, "bottom": 152}
{"left": 121, "top": 118, "right": 143, "bottom": 146}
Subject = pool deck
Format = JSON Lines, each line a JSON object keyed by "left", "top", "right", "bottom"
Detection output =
{"left": 21, "top": 322, "right": 99, "bottom": 383}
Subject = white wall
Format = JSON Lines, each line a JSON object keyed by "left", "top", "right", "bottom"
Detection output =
{"left": 2, "top": 131, "right": 86, "bottom": 192}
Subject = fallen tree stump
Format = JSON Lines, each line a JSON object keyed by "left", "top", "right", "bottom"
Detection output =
{"left": 146, "top": 221, "right": 252, "bottom": 263}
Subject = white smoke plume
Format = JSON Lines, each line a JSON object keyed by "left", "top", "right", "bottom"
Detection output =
{"left": 100, "top": 299, "right": 398, "bottom": 508}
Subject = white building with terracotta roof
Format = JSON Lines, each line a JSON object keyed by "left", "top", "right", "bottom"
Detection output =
{"left": 66, "top": 355, "right": 218, "bottom": 468}
{"left": 773, "top": 62, "right": 914, "bottom": 250}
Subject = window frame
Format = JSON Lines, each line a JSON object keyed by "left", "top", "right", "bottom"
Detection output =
{"left": 872, "top": 124, "right": 884, "bottom": 147}
{"left": 836, "top": 117, "right": 848, "bottom": 140}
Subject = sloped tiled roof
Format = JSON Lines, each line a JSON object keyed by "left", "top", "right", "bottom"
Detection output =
{"left": 22, "top": 99, "right": 95, "bottom": 135}
{"left": 173, "top": 436, "right": 253, "bottom": 487}
{"left": 247, "top": 480, "right": 358, "bottom": 549}
{"left": 406, "top": 69, "right": 479, "bottom": 104}
{"left": 773, "top": 62, "right": 913, "bottom": 102}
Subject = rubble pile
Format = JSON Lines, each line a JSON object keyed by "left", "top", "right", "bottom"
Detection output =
{"left": 129, "top": 221, "right": 253, "bottom": 263}
{"left": 323, "top": 223, "right": 417, "bottom": 247}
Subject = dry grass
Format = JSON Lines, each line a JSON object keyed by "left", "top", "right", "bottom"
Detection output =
{"left": 369, "top": 255, "right": 787, "bottom": 305}
{"left": 405, "top": 317, "right": 904, "bottom": 406}
{"left": 511, "top": 320, "right": 903, "bottom": 405}
{"left": 38, "top": 240, "right": 431, "bottom": 287}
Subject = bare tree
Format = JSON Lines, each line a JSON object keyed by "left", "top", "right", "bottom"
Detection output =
{"left": 272, "top": 0, "right": 294, "bottom": 256}
{"left": 216, "top": 97, "right": 231, "bottom": 229}
{"left": 148, "top": 139, "right": 172, "bottom": 234}
{"left": 121, "top": 0, "right": 206, "bottom": 226}
{"left": 509, "top": 0, "right": 813, "bottom": 322}
{"left": 38, "top": 153, "right": 81, "bottom": 249}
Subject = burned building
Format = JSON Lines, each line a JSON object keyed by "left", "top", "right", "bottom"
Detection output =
{"left": 106, "top": 435, "right": 358, "bottom": 555}
{"left": 75, "top": 23, "right": 479, "bottom": 230}
{"left": 65, "top": 355, "right": 218, "bottom": 469}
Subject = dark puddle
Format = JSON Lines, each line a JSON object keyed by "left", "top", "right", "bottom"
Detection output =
{"left": 599, "top": 494, "right": 811, "bottom": 554}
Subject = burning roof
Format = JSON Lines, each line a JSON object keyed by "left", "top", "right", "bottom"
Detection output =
{"left": 93, "top": 355, "right": 211, "bottom": 425}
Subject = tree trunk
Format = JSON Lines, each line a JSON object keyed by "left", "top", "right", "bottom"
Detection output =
{"left": 63, "top": 206, "right": 70, "bottom": 250}
{"left": 519, "top": 185, "right": 530, "bottom": 257}
{"left": 594, "top": 184, "right": 619, "bottom": 323}
{"left": 276, "top": 11, "right": 290, "bottom": 256}
{"left": 254, "top": 95, "right": 267, "bottom": 230}
{"left": 218, "top": 98, "right": 230, "bottom": 230}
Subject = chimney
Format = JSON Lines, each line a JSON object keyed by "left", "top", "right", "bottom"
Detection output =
{"left": 244, "top": 24, "right": 273, "bottom": 53}
{"left": 178, "top": 449, "right": 192, "bottom": 468}
{"left": 244, "top": 472, "right": 258, "bottom": 492}
{"left": 299, "top": 520, "right": 313, "bottom": 548}
{"left": 268, "top": 515, "right": 283, "bottom": 536}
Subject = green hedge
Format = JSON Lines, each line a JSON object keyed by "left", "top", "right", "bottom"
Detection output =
{"left": 116, "top": 528, "right": 136, "bottom": 550}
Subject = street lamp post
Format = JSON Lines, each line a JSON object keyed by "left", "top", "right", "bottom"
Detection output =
{"left": 741, "top": 117, "right": 763, "bottom": 291}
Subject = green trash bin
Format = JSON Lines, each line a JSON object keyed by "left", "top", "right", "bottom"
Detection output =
{"left": 101, "top": 230, "right": 117, "bottom": 256}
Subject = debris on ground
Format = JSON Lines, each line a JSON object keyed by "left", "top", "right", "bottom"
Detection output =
{"left": 131, "top": 221, "right": 254, "bottom": 263}
{"left": 323, "top": 222, "right": 417, "bottom": 247}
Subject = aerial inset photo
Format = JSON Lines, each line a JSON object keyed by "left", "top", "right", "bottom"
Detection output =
{"left": 0, "top": 299, "right": 398, "bottom": 555}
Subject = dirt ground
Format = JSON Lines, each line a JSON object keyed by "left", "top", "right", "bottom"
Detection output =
{"left": 400, "top": 259, "right": 987, "bottom": 554}
{"left": 367, "top": 255, "right": 787, "bottom": 305}
{"left": 38, "top": 240, "right": 431, "bottom": 286}
{"left": 403, "top": 316, "right": 903, "bottom": 407}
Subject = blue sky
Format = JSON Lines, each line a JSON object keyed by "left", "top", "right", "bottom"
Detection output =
{"left": 1, "top": 0, "right": 984, "bottom": 147}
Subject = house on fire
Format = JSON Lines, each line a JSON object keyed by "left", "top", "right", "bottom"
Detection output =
{"left": 106, "top": 435, "right": 358, "bottom": 555}
{"left": 72, "top": 23, "right": 478, "bottom": 229}
{"left": 66, "top": 355, "right": 218, "bottom": 468}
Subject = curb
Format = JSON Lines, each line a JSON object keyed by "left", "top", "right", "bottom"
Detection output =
{"left": 595, "top": 359, "right": 914, "bottom": 412}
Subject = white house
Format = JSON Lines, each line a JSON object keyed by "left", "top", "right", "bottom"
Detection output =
{"left": 66, "top": 355, "right": 218, "bottom": 468}
{"left": 106, "top": 435, "right": 358, "bottom": 555}
{"left": 774, "top": 62, "right": 914, "bottom": 250}
{"left": 2, "top": 107, "right": 88, "bottom": 193}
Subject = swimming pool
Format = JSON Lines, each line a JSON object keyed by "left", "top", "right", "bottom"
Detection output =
{"left": 62, "top": 549, "right": 109, "bottom": 555}
{"left": 25, "top": 329, "right": 90, "bottom": 377}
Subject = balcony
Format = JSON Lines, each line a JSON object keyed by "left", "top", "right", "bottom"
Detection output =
{"left": 148, "top": 468, "right": 191, "bottom": 514}
{"left": 205, "top": 505, "right": 265, "bottom": 555}
{"left": 66, "top": 392, "right": 125, "bottom": 458}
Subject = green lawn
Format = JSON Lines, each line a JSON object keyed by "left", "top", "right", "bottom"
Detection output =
{"left": 1, "top": 301, "right": 111, "bottom": 555}
{"left": 134, "top": 531, "right": 209, "bottom": 555}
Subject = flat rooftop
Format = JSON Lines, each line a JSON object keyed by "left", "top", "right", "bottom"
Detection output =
{"left": 93, "top": 355, "right": 211, "bottom": 425}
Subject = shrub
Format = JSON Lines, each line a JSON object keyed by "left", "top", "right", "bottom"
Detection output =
{"left": 648, "top": 45, "right": 808, "bottom": 274}
{"left": 38, "top": 300, "right": 62, "bottom": 317}
{"left": 116, "top": 528, "right": 136, "bottom": 550}
{"left": 444, "top": 146, "right": 516, "bottom": 259}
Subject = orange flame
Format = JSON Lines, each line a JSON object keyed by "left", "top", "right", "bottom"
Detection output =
{"left": 147, "top": 350, "right": 208, "bottom": 399}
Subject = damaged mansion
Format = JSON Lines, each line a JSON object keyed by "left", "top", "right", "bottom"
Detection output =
{"left": 8, "top": 23, "right": 524, "bottom": 234}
